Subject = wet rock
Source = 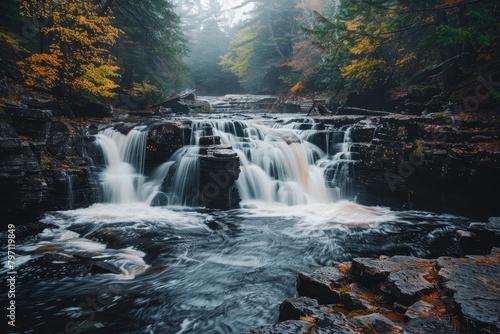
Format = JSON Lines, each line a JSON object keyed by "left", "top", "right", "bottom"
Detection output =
{"left": 297, "top": 266, "right": 348, "bottom": 304}
{"left": 456, "top": 229, "right": 482, "bottom": 256}
{"left": 341, "top": 290, "right": 369, "bottom": 311}
{"left": 404, "top": 300, "right": 436, "bottom": 321}
{"left": 73, "top": 252, "right": 113, "bottom": 261}
{"left": 466, "top": 218, "right": 500, "bottom": 254}
{"left": 245, "top": 320, "right": 312, "bottom": 334}
{"left": 403, "top": 317, "right": 455, "bottom": 334}
{"left": 198, "top": 135, "right": 221, "bottom": 146}
{"left": 436, "top": 248, "right": 500, "bottom": 330}
{"left": 91, "top": 261, "right": 122, "bottom": 275}
{"left": 348, "top": 313, "right": 402, "bottom": 333}
{"left": 146, "top": 121, "right": 191, "bottom": 172}
{"left": 43, "top": 253, "right": 80, "bottom": 264}
{"left": 199, "top": 145, "right": 240, "bottom": 210}
{"left": 278, "top": 297, "right": 320, "bottom": 322}
{"left": 353, "top": 256, "right": 436, "bottom": 305}
{"left": 351, "top": 256, "right": 407, "bottom": 284}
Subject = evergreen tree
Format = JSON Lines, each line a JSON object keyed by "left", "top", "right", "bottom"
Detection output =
{"left": 221, "top": 0, "right": 300, "bottom": 93}
{"left": 109, "top": 0, "right": 189, "bottom": 101}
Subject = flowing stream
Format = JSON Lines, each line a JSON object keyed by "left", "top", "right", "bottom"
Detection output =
{"left": 3, "top": 115, "right": 470, "bottom": 334}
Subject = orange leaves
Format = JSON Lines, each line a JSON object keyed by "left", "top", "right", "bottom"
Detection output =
{"left": 434, "top": 0, "right": 463, "bottom": 9}
{"left": 19, "top": 0, "right": 122, "bottom": 98}
{"left": 290, "top": 81, "right": 305, "bottom": 94}
{"left": 19, "top": 53, "right": 61, "bottom": 89}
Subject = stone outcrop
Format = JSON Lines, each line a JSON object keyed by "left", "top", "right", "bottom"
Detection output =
{"left": 0, "top": 106, "right": 242, "bottom": 225}
{"left": 247, "top": 248, "right": 500, "bottom": 334}
{"left": 310, "top": 112, "right": 500, "bottom": 219}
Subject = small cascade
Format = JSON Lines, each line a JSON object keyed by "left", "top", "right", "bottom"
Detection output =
{"left": 321, "top": 126, "right": 355, "bottom": 201}
{"left": 193, "top": 119, "right": 334, "bottom": 205}
{"left": 93, "top": 117, "right": 356, "bottom": 208}
{"left": 95, "top": 125, "right": 202, "bottom": 206}
{"left": 95, "top": 126, "right": 163, "bottom": 204}
{"left": 64, "top": 170, "right": 75, "bottom": 209}
{"left": 160, "top": 146, "right": 201, "bottom": 206}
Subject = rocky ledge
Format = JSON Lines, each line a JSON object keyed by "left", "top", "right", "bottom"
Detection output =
{"left": 246, "top": 246, "right": 500, "bottom": 334}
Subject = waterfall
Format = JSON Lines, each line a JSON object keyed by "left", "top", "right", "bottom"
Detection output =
{"left": 63, "top": 170, "right": 75, "bottom": 209}
{"left": 95, "top": 126, "right": 164, "bottom": 204}
{"left": 95, "top": 126, "right": 201, "bottom": 206}
{"left": 94, "top": 118, "right": 355, "bottom": 208}
{"left": 321, "top": 126, "right": 355, "bottom": 201}
{"left": 193, "top": 119, "right": 339, "bottom": 205}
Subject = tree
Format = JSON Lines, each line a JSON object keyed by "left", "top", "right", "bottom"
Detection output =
{"left": 180, "top": 0, "right": 242, "bottom": 95}
{"left": 18, "top": 0, "right": 122, "bottom": 99}
{"left": 109, "top": 0, "right": 189, "bottom": 101}
{"left": 220, "top": 0, "right": 300, "bottom": 93}
{"left": 303, "top": 0, "right": 499, "bottom": 96}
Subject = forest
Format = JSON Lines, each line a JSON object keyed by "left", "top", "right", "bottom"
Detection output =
{"left": 0, "top": 0, "right": 498, "bottom": 109}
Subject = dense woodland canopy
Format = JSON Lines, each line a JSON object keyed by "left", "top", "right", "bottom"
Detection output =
{"left": 0, "top": 0, "right": 498, "bottom": 107}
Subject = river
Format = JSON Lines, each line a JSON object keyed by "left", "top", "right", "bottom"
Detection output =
{"left": 3, "top": 114, "right": 471, "bottom": 334}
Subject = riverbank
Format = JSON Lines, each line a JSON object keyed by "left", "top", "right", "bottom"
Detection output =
{"left": 246, "top": 213, "right": 500, "bottom": 334}
{"left": 1, "top": 97, "right": 499, "bottom": 225}
{"left": 247, "top": 244, "right": 500, "bottom": 334}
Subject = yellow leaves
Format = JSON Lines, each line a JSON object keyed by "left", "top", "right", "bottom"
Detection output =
{"left": 341, "top": 58, "right": 386, "bottom": 84}
{"left": 350, "top": 37, "right": 380, "bottom": 55}
{"left": 338, "top": 263, "right": 351, "bottom": 274}
{"left": 290, "top": 81, "right": 305, "bottom": 94}
{"left": 341, "top": 18, "right": 362, "bottom": 32}
{"left": 75, "top": 64, "right": 120, "bottom": 98}
{"left": 19, "top": 0, "right": 122, "bottom": 98}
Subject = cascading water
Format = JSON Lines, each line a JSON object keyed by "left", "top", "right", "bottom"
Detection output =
{"left": 11, "top": 114, "right": 472, "bottom": 334}
{"left": 322, "top": 126, "right": 355, "bottom": 200}
{"left": 95, "top": 126, "right": 202, "bottom": 206}
{"left": 94, "top": 117, "right": 356, "bottom": 208}
{"left": 191, "top": 118, "right": 351, "bottom": 206}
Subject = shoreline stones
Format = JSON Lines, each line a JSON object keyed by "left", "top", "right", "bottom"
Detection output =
{"left": 246, "top": 248, "right": 500, "bottom": 334}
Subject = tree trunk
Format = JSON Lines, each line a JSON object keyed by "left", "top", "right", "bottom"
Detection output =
{"left": 435, "top": 9, "right": 459, "bottom": 90}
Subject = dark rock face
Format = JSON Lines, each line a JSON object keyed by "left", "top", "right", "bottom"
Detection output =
{"left": 199, "top": 144, "right": 240, "bottom": 210}
{"left": 72, "top": 101, "right": 113, "bottom": 118}
{"left": 0, "top": 112, "right": 46, "bottom": 223}
{"left": 5, "top": 106, "right": 53, "bottom": 140}
{"left": 145, "top": 121, "right": 191, "bottom": 173}
{"left": 342, "top": 114, "right": 500, "bottom": 219}
{"left": 436, "top": 248, "right": 500, "bottom": 330}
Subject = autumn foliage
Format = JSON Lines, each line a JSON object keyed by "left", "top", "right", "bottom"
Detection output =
{"left": 18, "top": 0, "right": 121, "bottom": 98}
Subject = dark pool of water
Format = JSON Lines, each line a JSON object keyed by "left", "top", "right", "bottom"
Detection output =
{"left": 3, "top": 201, "right": 470, "bottom": 334}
